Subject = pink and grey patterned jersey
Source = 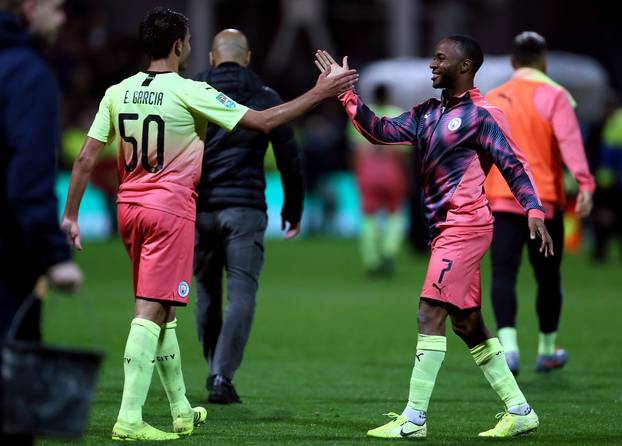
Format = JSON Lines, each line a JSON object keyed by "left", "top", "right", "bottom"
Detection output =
{"left": 339, "top": 88, "right": 544, "bottom": 238}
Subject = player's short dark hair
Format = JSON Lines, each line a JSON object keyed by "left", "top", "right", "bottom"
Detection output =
{"left": 139, "top": 7, "right": 189, "bottom": 60}
{"left": 446, "top": 35, "right": 484, "bottom": 74}
{"left": 512, "top": 31, "right": 547, "bottom": 66}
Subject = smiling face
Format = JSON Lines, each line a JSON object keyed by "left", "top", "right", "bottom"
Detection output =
{"left": 429, "top": 38, "right": 465, "bottom": 90}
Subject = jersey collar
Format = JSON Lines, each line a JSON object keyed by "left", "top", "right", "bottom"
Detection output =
{"left": 141, "top": 70, "right": 174, "bottom": 75}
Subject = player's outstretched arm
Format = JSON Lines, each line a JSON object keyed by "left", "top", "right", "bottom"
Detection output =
{"left": 61, "top": 137, "right": 105, "bottom": 250}
{"left": 315, "top": 50, "right": 416, "bottom": 146}
{"left": 237, "top": 65, "right": 358, "bottom": 134}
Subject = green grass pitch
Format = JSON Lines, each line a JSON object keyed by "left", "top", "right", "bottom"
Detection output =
{"left": 39, "top": 238, "right": 622, "bottom": 445}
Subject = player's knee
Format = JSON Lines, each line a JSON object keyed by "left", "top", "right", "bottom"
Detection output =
{"left": 234, "top": 298, "right": 256, "bottom": 315}
{"left": 451, "top": 319, "right": 475, "bottom": 340}
{"left": 451, "top": 319, "right": 489, "bottom": 347}
{"left": 451, "top": 321, "right": 467, "bottom": 339}
{"left": 135, "top": 297, "right": 169, "bottom": 324}
{"left": 417, "top": 308, "right": 444, "bottom": 334}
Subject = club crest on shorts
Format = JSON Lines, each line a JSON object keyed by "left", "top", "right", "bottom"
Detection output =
{"left": 178, "top": 280, "right": 190, "bottom": 298}
{"left": 448, "top": 117, "right": 462, "bottom": 131}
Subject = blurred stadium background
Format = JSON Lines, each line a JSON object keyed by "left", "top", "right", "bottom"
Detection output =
{"left": 38, "top": 0, "right": 622, "bottom": 444}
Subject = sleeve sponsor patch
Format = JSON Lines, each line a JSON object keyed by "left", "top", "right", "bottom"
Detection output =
{"left": 215, "top": 92, "right": 237, "bottom": 109}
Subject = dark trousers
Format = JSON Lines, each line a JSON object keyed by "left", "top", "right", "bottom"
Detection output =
{"left": 194, "top": 208, "right": 267, "bottom": 380}
{"left": 490, "top": 211, "right": 564, "bottom": 333}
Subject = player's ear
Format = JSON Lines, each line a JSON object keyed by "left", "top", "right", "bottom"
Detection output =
{"left": 209, "top": 51, "right": 215, "bottom": 67}
{"left": 173, "top": 38, "right": 183, "bottom": 57}
{"left": 244, "top": 51, "right": 252, "bottom": 67}
{"left": 461, "top": 58, "right": 472, "bottom": 74}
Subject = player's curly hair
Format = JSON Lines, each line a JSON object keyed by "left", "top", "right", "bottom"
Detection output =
{"left": 139, "top": 7, "right": 189, "bottom": 60}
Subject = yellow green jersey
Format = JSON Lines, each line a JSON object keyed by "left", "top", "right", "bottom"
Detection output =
{"left": 87, "top": 71, "right": 248, "bottom": 220}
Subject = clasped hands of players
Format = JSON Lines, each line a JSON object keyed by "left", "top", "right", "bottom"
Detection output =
{"left": 312, "top": 52, "right": 357, "bottom": 97}
{"left": 314, "top": 50, "right": 352, "bottom": 83}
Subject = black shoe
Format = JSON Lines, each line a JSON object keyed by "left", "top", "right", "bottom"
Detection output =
{"left": 208, "top": 375, "right": 242, "bottom": 404}
{"left": 206, "top": 374, "right": 217, "bottom": 392}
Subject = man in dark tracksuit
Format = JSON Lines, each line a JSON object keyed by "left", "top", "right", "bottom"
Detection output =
{"left": 194, "top": 29, "right": 304, "bottom": 404}
{"left": 1, "top": 2, "right": 81, "bottom": 443}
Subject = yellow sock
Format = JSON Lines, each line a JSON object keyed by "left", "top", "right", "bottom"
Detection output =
{"left": 407, "top": 334, "right": 446, "bottom": 412}
{"left": 471, "top": 338, "right": 526, "bottom": 410}
{"left": 118, "top": 318, "right": 160, "bottom": 424}
{"left": 156, "top": 319, "right": 192, "bottom": 418}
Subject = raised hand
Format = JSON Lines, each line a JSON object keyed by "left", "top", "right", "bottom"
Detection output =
{"left": 315, "top": 50, "right": 350, "bottom": 78}
{"left": 313, "top": 50, "right": 358, "bottom": 97}
{"left": 528, "top": 218, "right": 554, "bottom": 257}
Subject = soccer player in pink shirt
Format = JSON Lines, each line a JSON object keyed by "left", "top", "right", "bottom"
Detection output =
{"left": 316, "top": 35, "right": 554, "bottom": 439}
{"left": 61, "top": 7, "right": 357, "bottom": 441}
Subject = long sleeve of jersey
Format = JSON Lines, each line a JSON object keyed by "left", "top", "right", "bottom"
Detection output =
{"left": 543, "top": 87, "right": 596, "bottom": 194}
{"left": 338, "top": 90, "right": 418, "bottom": 145}
{"left": 477, "top": 107, "right": 545, "bottom": 219}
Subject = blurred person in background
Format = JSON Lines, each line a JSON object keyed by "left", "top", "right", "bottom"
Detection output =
{"left": 592, "top": 102, "right": 622, "bottom": 262}
{"left": 485, "top": 31, "right": 595, "bottom": 375}
{"left": 300, "top": 107, "right": 344, "bottom": 233}
{"left": 193, "top": 29, "right": 304, "bottom": 404}
{"left": 347, "top": 84, "right": 408, "bottom": 277}
{"left": 0, "top": 0, "right": 82, "bottom": 443}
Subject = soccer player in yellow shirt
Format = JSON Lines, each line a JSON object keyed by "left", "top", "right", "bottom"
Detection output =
{"left": 61, "top": 7, "right": 357, "bottom": 441}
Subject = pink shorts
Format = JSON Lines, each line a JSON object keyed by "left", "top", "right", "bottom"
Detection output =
{"left": 420, "top": 226, "right": 493, "bottom": 310}
{"left": 118, "top": 203, "right": 194, "bottom": 305}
